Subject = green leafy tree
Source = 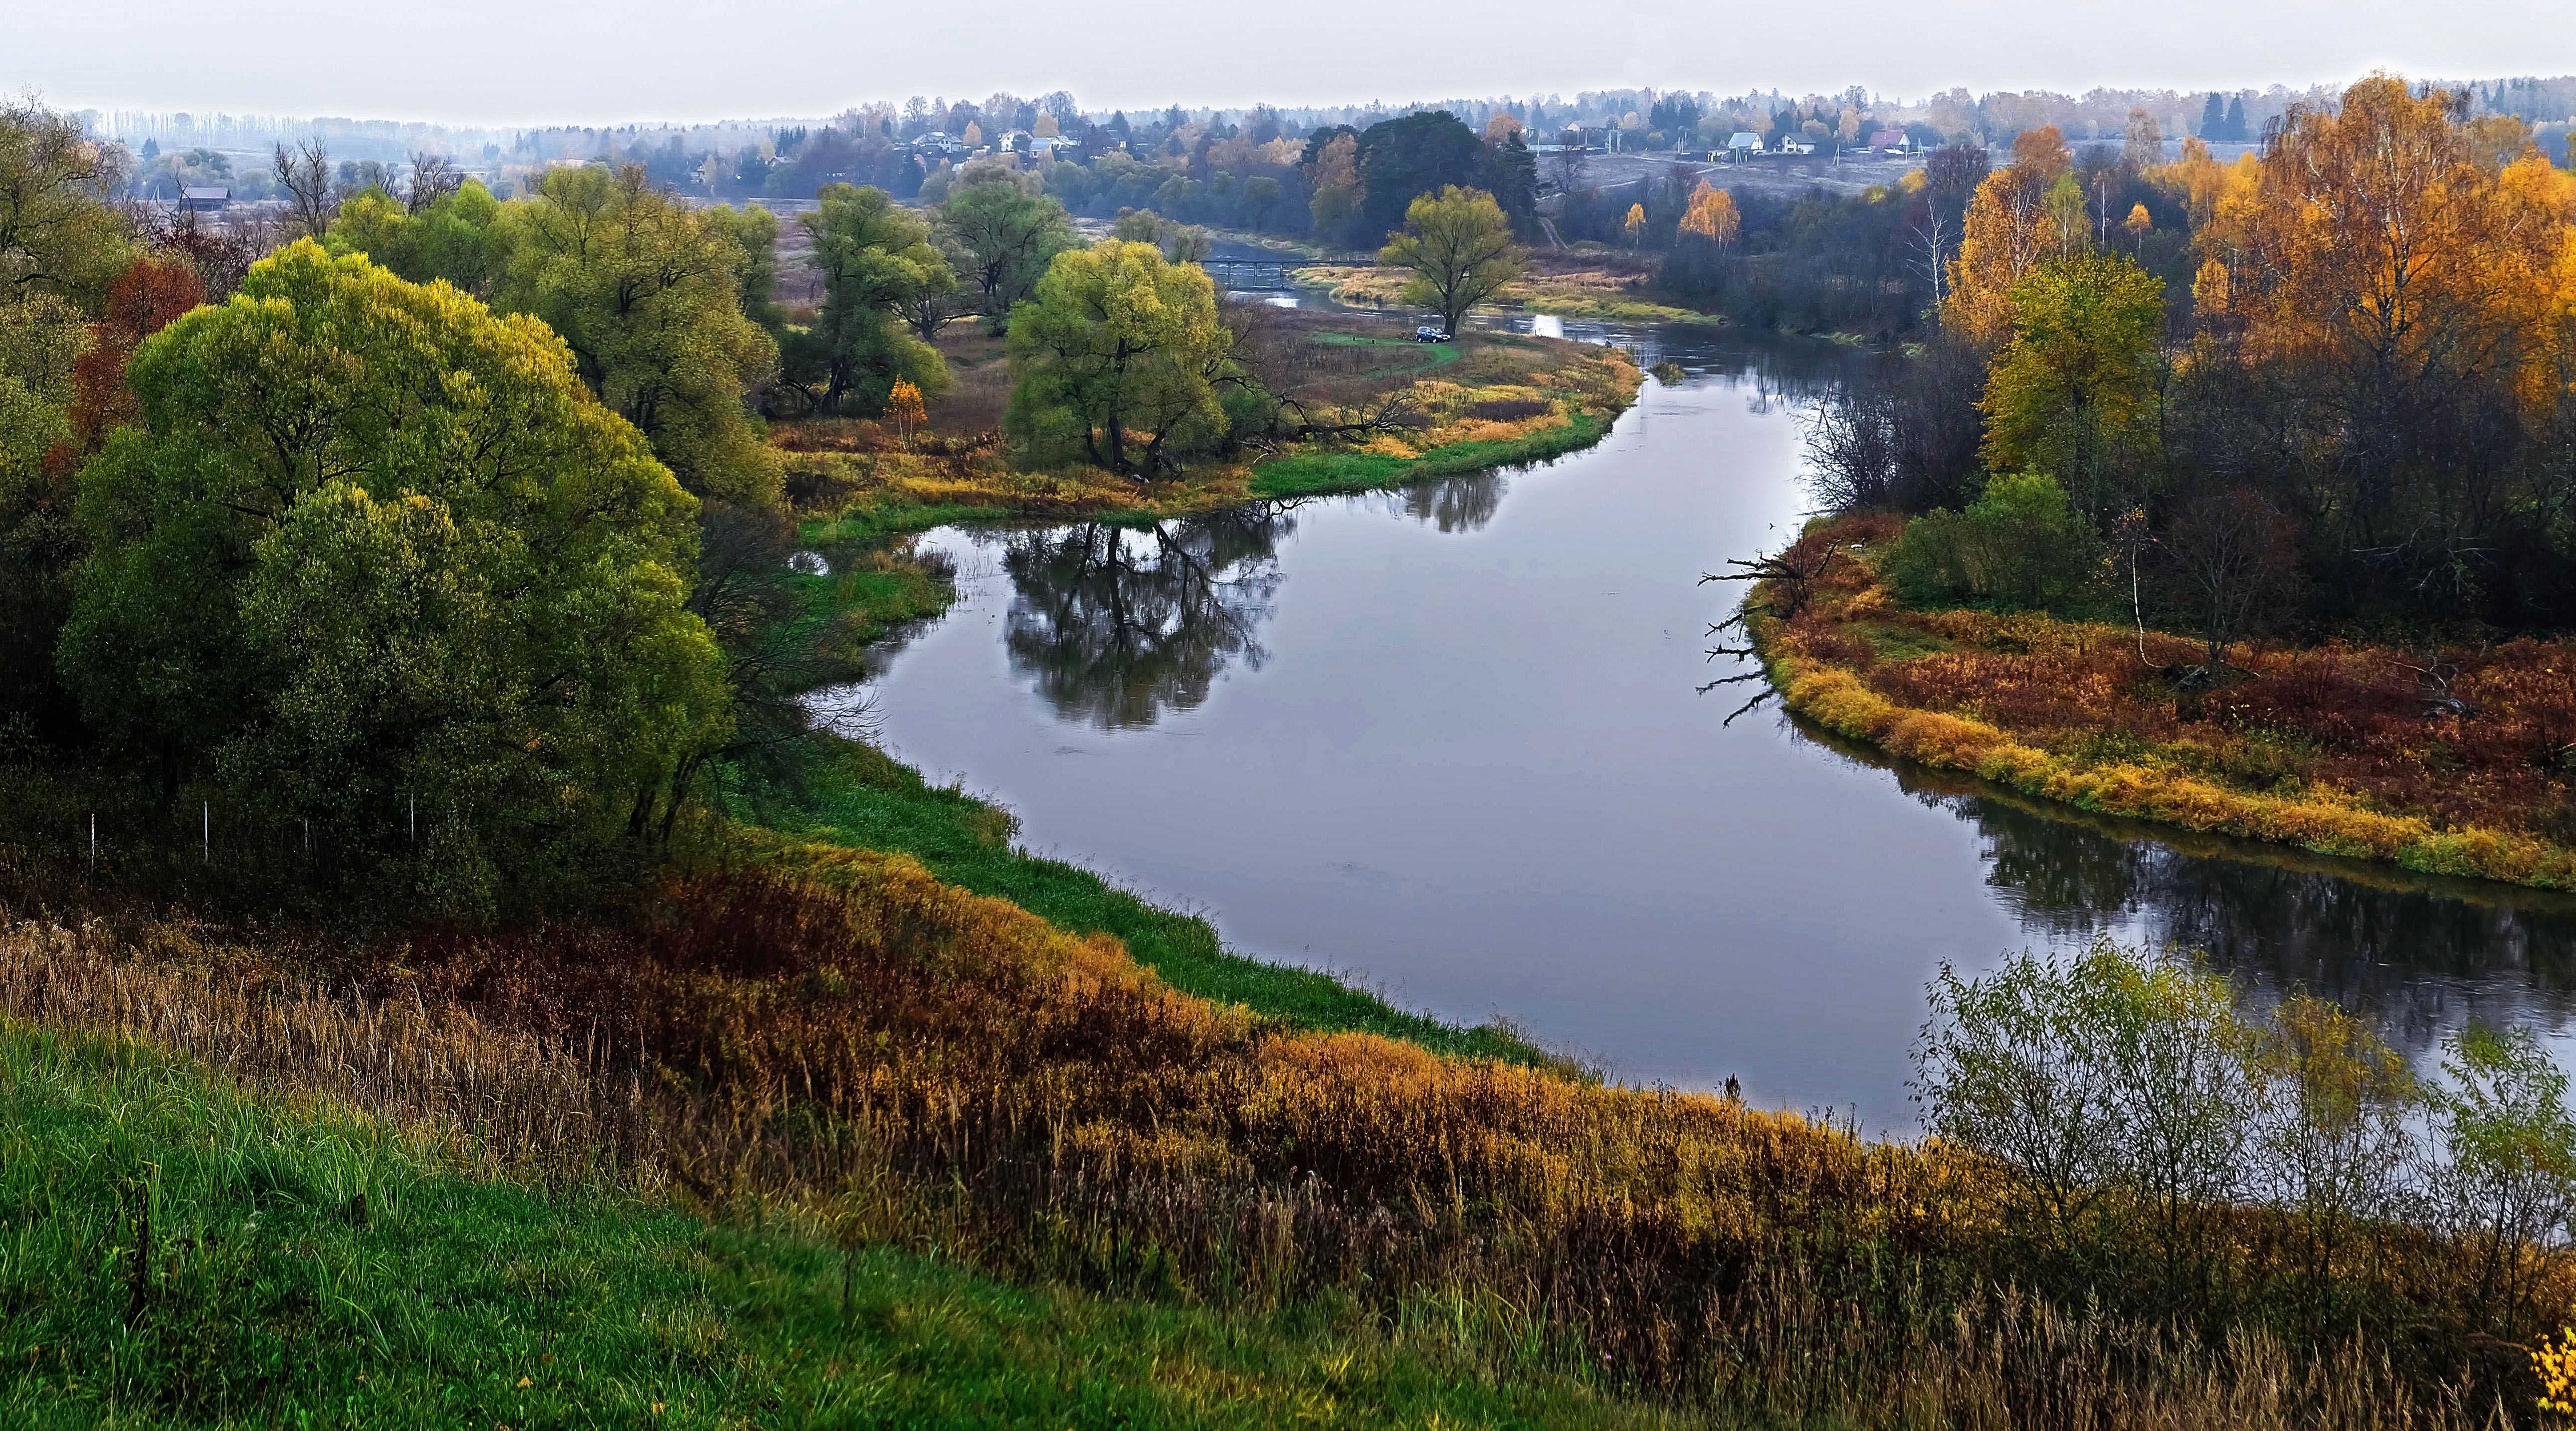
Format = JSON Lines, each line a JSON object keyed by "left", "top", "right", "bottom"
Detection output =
{"left": 60, "top": 240, "right": 728, "bottom": 909}
{"left": 1980, "top": 252, "right": 2166, "bottom": 516}
{"left": 1006, "top": 240, "right": 1231, "bottom": 480}
{"left": 0, "top": 99, "right": 132, "bottom": 305}
{"left": 2433, "top": 1023, "right": 2576, "bottom": 1332}
{"left": 1354, "top": 110, "right": 1482, "bottom": 243}
{"left": 1884, "top": 471, "right": 2106, "bottom": 612}
{"left": 0, "top": 292, "right": 85, "bottom": 737}
{"left": 491, "top": 165, "right": 782, "bottom": 510}
{"left": 798, "top": 182, "right": 954, "bottom": 414}
{"left": 1378, "top": 186, "right": 1523, "bottom": 338}
{"left": 939, "top": 168, "right": 1077, "bottom": 333}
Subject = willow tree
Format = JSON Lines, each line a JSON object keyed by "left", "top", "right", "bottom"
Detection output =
{"left": 492, "top": 165, "right": 781, "bottom": 510}
{"left": 1379, "top": 186, "right": 1523, "bottom": 339}
{"left": 799, "top": 182, "right": 954, "bottom": 414}
{"left": 1005, "top": 240, "right": 1230, "bottom": 480}
{"left": 61, "top": 241, "right": 728, "bottom": 908}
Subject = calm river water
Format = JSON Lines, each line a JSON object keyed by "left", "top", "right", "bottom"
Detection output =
{"left": 823, "top": 321, "right": 2576, "bottom": 1129}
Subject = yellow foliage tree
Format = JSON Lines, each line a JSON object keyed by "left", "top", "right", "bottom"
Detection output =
{"left": 1944, "top": 126, "right": 2095, "bottom": 346}
{"left": 2195, "top": 75, "right": 2573, "bottom": 412}
{"left": 962, "top": 121, "right": 984, "bottom": 147}
{"left": 887, "top": 377, "right": 926, "bottom": 445}
{"left": 1679, "top": 182, "right": 1741, "bottom": 247}
{"left": 1032, "top": 113, "right": 1059, "bottom": 139}
{"left": 1624, "top": 202, "right": 1647, "bottom": 248}
{"left": 1379, "top": 185, "right": 1524, "bottom": 338}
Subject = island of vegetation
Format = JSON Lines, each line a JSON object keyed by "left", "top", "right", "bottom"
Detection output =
{"left": 9, "top": 79, "right": 2576, "bottom": 1431}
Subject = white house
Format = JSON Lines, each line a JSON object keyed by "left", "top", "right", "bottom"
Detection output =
{"left": 1776, "top": 136, "right": 1815, "bottom": 156}
{"left": 1726, "top": 131, "right": 1763, "bottom": 157}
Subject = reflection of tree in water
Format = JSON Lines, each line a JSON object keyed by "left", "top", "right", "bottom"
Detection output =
{"left": 1910, "top": 773, "right": 2576, "bottom": 1056}
{"left": 998, "top": 506, "right": 1292, "bottom": 728}
{"left": 1399, "top": 472, "right": 1507, "bottom": 533}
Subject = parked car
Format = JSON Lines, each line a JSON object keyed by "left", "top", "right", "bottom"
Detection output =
{"left": 1414, "top": 326, "right": 1451, "bottom": 343}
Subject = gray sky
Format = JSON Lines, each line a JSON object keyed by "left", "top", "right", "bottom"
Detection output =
{"left": 9, "top": 0, "right": 2569, "bottom": 125}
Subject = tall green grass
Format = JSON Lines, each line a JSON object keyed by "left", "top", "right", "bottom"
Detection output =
{"left": 0, "top": 1017, "right": 1671, "bottom": 1429}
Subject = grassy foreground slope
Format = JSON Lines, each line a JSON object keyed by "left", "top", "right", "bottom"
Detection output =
{"left": 0, "top": 1016, "right": 1668, "bottom": 1430}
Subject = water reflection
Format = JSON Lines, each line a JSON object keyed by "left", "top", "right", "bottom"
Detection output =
{"left": 1798, "top": 719, "right": 2576, "bottom": 1057}
{"left": 1395, "top": 472, "right": 1508, "bottom": 533}
{"left": 995, "top": 507, "right": 1294, "bottom": 728}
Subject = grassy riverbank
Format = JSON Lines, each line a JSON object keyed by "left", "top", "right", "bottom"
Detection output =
{"left": 784, "top": 320, "right": 1639, "bottom": 544}
{"left": 1290, "top": 262, "right": 1715, "bottom": 324}
{"left": 1744, "top": 513, "right": 2576, "bottom": 890}
{"left": 763, "top": 741, "right": 1561, "bottom": 1063}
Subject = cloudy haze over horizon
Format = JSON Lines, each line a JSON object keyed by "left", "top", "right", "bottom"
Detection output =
{"left": 6, "top": 0, "right": 2571, "bottom": 125}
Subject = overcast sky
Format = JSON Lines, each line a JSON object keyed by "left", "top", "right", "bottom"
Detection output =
{"left": 8, "top": 0, "right": 2570, "bottom": 125}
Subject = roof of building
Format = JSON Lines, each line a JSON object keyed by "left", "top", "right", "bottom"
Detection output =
{"left": 1869, "top": 131, "right": 1907, "bottom": 147}
{"left": 180, "top": 185, "right": 230, "bottom": 200}
{"left": 1727, "top": 131, "right": 1763, "bottom": 146}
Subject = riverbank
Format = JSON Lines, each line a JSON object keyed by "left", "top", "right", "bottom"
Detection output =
{"left": 783, "top": 322, "right": 1639, "bottom": 544}
{"left": 1289, "top": 261, "right": 1717, "bottom": 325}
{"left": 1744, "top": 513, "right": 2576, "bottom": 891}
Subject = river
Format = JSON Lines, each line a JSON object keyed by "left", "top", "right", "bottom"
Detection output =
{"left": 820, "top": 317, "right": 2576, "bottom": 1130}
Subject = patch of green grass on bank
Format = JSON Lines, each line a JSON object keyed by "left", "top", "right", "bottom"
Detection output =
{"left": 1306, "top": 329, "right": 1463, "bottom": 375}
{"left": 1251, "top": 412, "right": 1608, "bottom": 500}
{"left": 782, "top": 745, "right": 1564, "bottom": 1068}
{"left": 0, "top": 1019, "right": 1664, "bottom": 1430}
{"left": 1517, "top": 291, "right": 1714, "bottom": 324}
{"left": 801, "top": 498, "right": 1013, "bottom": 548}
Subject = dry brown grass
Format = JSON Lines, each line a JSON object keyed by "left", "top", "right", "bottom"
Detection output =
{"left": 1, "top": 833, "right": 2559, "bottom": 1427}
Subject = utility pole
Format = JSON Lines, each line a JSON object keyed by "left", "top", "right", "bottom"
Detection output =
{"left": 201, "top": 801, "right": 209, "bottom": 864}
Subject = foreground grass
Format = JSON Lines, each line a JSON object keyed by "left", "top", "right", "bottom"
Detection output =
{"left": 775, "top": 744, "right": 1562, "bottom": 1065}
{"left": 1745, "top": 513, "right": 2576, "bottom": 890}
{"left": 0, "top": 1017, "right": 1666, "bottom": 1429}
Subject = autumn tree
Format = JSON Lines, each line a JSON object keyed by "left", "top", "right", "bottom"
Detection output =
{"left": 1947, "top": 125, "right": 2081, "bottom": 346}
{"left": 2153, "top": 488, "right": 2297, "bottom": 675}
{"left": 798, "top": 182, "right": 953, "bottom": 415}
{"left": 1379, "top": 186, "right": 1523, "bottom": 339}
{"left": 2186, "top": 75, "right": 2573, "bottom": 610}
{"left": 0, "top": 103, "right": 138, "bottom": 738}
{"left": 886, "top": 377, "right": 926, "bottom": 445}
{"left": 1005, "top": 240, "right": 1231, "bottom": 480}
{"left": 60, "top": 241, "right": 727, "bottom": 905}
{"left": 1305, "top": 131, "right": 1362, "bottom": 241}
